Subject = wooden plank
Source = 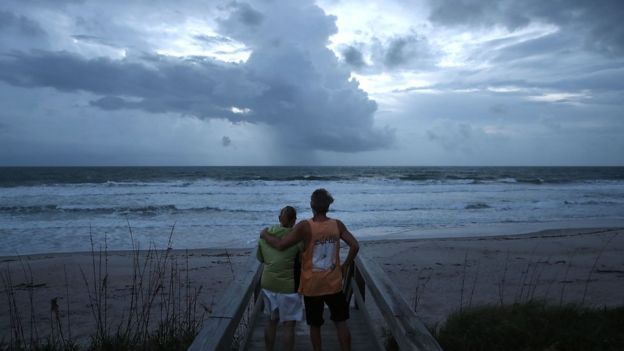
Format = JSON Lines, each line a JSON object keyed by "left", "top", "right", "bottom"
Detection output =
{"left": 245, "top": 306, "right": 381, "bottom": 351}
{"left": 355, "top": 255, "right": 443, "bottom": 351}
{"left": 187, "top": 255, "right": 262, "bottom": 351}
{"left": 351, "top": 278, "right": 386, "bottom": 351}
{"left": 237, "top": 293, "right": 264, "bottom": 351}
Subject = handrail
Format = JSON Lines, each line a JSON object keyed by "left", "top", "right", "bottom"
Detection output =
{"left": 348, "top": 254, "right": 443, "bottom": 351}
{"left": 188, "top": 251, "right": 443, "bottom": 351}
{"left": 187, "top": 254, "right": 262, "bottom": 351}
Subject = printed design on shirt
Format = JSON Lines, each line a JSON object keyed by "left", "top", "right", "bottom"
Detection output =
{"left": 311, "top": 236, "right": 338, "bottom": 272}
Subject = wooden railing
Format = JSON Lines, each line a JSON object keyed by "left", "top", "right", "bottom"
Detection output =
{"left": 188, "top": 252, "right": 443, "bottom": 351}
{"left": 344, "top": 255, "right": 444, "bottom": 351}
{"left": 187, "top": 254, "right": 262, "bottom": 351}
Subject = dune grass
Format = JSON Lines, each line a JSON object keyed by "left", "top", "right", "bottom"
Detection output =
{"left": 1, "top": 225, "right": 207, "bottom": 351}
{"left": 433, "top": 301, "right": 624, "bottom": 351}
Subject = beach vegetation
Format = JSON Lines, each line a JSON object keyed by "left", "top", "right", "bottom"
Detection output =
{"left": 433, "top": 301, "right": 624, "bottom": 351}
{"left": 1, "top": 224, "right": 206, "bottom": 351}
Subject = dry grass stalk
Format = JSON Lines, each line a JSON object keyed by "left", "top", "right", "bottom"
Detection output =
{"left": 497, "top": 250, "right": 510, "bottom": 305}
{"left": 412, "top": 268, "right": 432, "bottom": 313}
{"left": 459, "top": 253, "right": 468, "bottom": 312}
{"left": 581, "top": 232, "right": 619, "bottom": 305}
{"left": 1, "top": 222, "right": 204, "bottom": 351}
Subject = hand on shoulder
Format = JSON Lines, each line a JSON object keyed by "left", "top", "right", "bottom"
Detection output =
{"left": 260, "top": 227, "right": 269, "bottom": 240}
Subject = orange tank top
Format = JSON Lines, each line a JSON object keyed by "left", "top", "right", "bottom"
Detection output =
{"left": 299, "top": 218, "right": 342, "bottom": 296}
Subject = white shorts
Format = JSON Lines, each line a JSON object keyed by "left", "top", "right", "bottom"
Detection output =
{"left": 261, "top": 289, "right": 303, "bottom": 322}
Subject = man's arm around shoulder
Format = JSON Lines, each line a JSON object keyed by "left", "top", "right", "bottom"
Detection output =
{"left": 260, "top": 221, "right": 307, "bottom": 251}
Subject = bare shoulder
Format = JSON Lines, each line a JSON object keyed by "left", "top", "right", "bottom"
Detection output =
{"left": 293, "top": 219, "right": 311, "bottom": 247}
{"left": 296, "top": 219, "right": 311, "bottom": 235}
{"left": 335, "top": 219, "right": 348, "bottom": 232}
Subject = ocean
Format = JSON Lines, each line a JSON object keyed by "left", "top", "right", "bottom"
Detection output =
{"left": 1, "top": 166, "right": 624, "bottom": 256}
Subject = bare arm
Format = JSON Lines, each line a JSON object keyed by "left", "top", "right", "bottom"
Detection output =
{"left": 337, "top": 220, "right": 359, "bottom": 273}
{"left": 260, "top": 221, "right": 307, "bottom": 250}
{"left": 255, "top": 243, "right": 264, "bottom": 263}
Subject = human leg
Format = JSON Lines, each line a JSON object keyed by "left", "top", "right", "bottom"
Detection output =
{"left": 282, "top": 321, "right": 296, "bottom": 351}
{"left": 264, "top": 318, "right": 278, "bottom": 351}
{"left": 334, "top": 320, "right": 351, "bottom": 351}
{"left": 304, "top": 295, "right": 325, "bottom": 351}
{"left": 325, "top": 291, "right": 351, "bottom": 351}
{"left": 310, "top": 324, "right": 322, "bottom": 351}
{"left": 261, "top": 289, "right": 280, "bottom": 351}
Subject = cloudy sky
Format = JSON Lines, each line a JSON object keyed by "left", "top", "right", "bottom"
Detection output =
{"left": 0, "top": 0, "right": 622, "bottom": 166}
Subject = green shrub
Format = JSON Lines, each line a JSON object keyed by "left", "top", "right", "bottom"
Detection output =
{"left": 435, "top": 301, "right": 624, "bottom": 351}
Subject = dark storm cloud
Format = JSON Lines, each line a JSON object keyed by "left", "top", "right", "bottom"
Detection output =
{"left": 0, "top": 10, "right": 45, "bottom": 36}
{"left": 217, "top": 1, "right": 393, "bottom": 151}
{"left": 342, "top": 45, "right": 365, "bottom": 68}
{"left": 218, "top": 1, "right": 337, "bottom": 49}
{"left": 355, "top": 33, "right": 436, "bottom": 72}
{"left": 227, "top": 1, "right": 264, "bottom": 27}
{"left": 89, "top": 96, "right": 128, "bottom": 110}
{"left": 221, "top": 136, "right": 232, "bottom": 147}
{"left": 0, "top": 50, "right": 263, "bottom": 118}
{"left": 340, "top": 33, "right": 436, "bottom": 74}
{"left": 428, "top": 0, "right": 624, "bottom": 55}
{"left": 383, "top": 35, "right": 432, "bottom": 68}
{"left": 428, "top": 1, "right": 529, "bottom": 30}
{"left": 0, "top": 0, "right": 393, "bottom": 153}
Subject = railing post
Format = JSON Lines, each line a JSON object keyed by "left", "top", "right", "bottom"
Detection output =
{"left": 343, "top": 261, "right": 355, "bottom": 306}
{"left": 354, "top": 264, "right": 365, "bottom": 309}
{"left": 187, "top": 255, "right": 262, "bottom": 351}
{"left": 355, "top": 254, "right": 443, "bottom": 351}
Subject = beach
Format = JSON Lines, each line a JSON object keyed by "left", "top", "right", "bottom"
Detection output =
{"left": 2, "top": 226, "right": 623, "bottom": 346}
{"left": 363, "top": 226, "right": 624, "bottom": 327}
{"left": 0, "top": 247, "right": 252, "bottom": 346}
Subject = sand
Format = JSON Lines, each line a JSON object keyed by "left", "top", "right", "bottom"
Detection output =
{"left": 0, "top": 248, "right": 251, "bottom": 346}
{"left": 361, "top": 227, "right": 624, "bottom": 327}
{"left": 1, "top": 227, "right": 623, "bottom": 346}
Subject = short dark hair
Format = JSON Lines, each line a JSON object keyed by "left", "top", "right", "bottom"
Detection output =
{"left": 281, "top": 206, "right": 297, "bottom": 221}
{"left": 310, "top": 188, "right": 334, "bottom": 214}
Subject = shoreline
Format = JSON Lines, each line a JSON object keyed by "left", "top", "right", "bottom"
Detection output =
{"left": 356, "top": 218, "right": 624, "bottom": 240}
{"left": 4, "top": 218, "right": 624, "bottom": 258}
{"left": 2, "top": 226, "right": 623, "bottom": 346}
{"left": 361, "top": 226, "right": 623, "bottom": 245}
{"left": 0, "top": 247, "right": 251, "bottom": 261}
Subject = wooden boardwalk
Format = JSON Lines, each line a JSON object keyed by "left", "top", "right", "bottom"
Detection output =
{"left": 244, "top": 305, "right": 381, "bottom": 351}
{"left": 187, "top": 254, "right": 443, "bottom": 351}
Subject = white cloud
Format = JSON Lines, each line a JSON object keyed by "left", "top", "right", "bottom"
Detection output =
{"left": 527, "top": 91, "right": 591, "bottom": 103}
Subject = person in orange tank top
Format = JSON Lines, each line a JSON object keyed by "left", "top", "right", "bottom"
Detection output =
{"left": 260, "top": 188, "right": 360, "bottom": 351}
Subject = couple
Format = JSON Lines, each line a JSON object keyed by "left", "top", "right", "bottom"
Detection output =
{"left": 256, "top": 188, "right": 360, "bottom": 351}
